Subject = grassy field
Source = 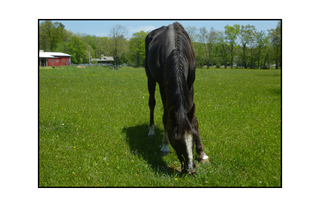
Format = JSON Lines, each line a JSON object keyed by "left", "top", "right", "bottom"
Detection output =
{"left": 39, "top": 66, "right": 281, "bottom": 187}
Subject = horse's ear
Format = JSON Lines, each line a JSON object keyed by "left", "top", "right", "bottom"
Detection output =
{"left": 187, "top": 103, "right": 196, "bottom": 122}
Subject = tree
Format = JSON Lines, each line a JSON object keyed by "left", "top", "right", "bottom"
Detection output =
{"left": 206, "top": 27, "right": 217, "bottom": 68}
{"left": 39, "top": 21, "right": 49, "bottom": 51}
{"left": 224, "top": 24, "right": 240, "bottom": 68}
{"left": 198, "top": 27, "right": 208, "bottom": 67}
{"left": 185, "top": 26, "right": 198, "bottom": 43}
{"left": 240, "top": 25, "right": 257, "bottom": 69}
{"left": 39, "top": 21, "right": 65, "bottom": 52}
{"left": 80, "top": 34, "right": 98, "bottom": 59}
{"left": 262, "top": 42, "right": 273, "bottom": 69}
{"left": 255, "top": 31, "right": 268, "bottom": 68}
{"left": 248, "top": 39, "right": 257, "bottom": 69}
{"left": 217, "top": 31, "right": 229, "bottom": 68}
{"left": 197, "top": 27, "right": 216, "bottom": 68}
{"left": 96, "top": 36, "right": 111, "bottom": 58}
{"left": 109, "top": 25, "right": 129, "bottom": 66}
{"left": 185, "top": 26, "right": 201, "bottom": 67}
{"left": 233, "top": 45, "right": 242, "bottom": 68}
{"left": 67, "top": 36, "right": 85, "bottom": 64}
{"left": 55, "top": 29, "right": 73, "bottom": 54}
{"left": 193, "top": 42, "right": 205, "bottom": 68}
{"left": 129, "top": 31, "right": 147, "bottom": 67}
{"left": 268, "top": 21, "right": 281, "bottom": 69}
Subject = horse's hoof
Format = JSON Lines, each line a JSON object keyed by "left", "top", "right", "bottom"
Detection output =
{"left": 199, "top": 158, "right": 210, "bottom": 164}
{"left": 198, "top": 152, "right": 209, "bottom": 163}
{"left": 160, "top": 144, "right": 170, "bottom": 152}
{"left": 148, "top": 125, "right": 156, "bottom": 136}
{"left": 148, "top": 131, "right": 156, "bottom": 136}
{"left": 182, "top": 169, "right": 197, "bottom": 175}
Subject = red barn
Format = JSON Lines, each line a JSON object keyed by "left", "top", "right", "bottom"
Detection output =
{"left": 39, "top": 50, "right": 71, "bottom": 67}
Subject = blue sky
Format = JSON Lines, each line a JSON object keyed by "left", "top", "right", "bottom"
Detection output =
{"left": 41, "top": 20, "right": 280, "bottom": 38}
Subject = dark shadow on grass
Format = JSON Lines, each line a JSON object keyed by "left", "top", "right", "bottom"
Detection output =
{"left": 122, "top": 124, "right": 182, "bottom": 176}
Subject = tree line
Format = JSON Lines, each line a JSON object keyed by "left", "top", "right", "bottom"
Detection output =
{"left": 39, "top": 21, "right": 281, "bottom": 69}
{"left": 186, "top": 22, "right": 281, "bottom": 69}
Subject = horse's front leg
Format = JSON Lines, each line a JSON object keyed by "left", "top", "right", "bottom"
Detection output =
{"left": 192, "top": 116, "right": 209, "bottom": 163}
{"left": 148, "top": 78, "right": 156, "bottom": 136}
{"left": 195, "top": 134, "right": 209, "bottom": 163}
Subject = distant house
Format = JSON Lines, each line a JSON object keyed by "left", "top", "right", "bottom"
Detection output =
{"left": 39, "top": 50, "right": 71, "bottom": 67}
{"left": 91, "top": 54, "right": 114, "bottom": 64}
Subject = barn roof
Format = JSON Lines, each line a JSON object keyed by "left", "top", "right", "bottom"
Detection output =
{"left": 39, "top": 53, "right": 56, "bottom": 58}
{"left": 39, "top": 51, "right": 71, "bottom": 58}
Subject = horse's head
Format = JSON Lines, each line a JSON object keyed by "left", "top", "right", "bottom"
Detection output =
{"left": 167, "top": 103, "right": 199, "bottom": 173}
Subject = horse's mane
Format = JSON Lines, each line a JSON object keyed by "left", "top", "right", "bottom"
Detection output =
{"left": 163, "top": 22, "right": 194, "bottom": 131}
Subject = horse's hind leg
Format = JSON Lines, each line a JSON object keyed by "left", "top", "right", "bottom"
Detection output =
{"left": 160, "top": 87, "right": 170, "bottom": 152}
{"left": 148, "top": 78, "right": 156, "bottom": 136}
{"left": 160, "top": 126, "right": 170, "bottom": 153}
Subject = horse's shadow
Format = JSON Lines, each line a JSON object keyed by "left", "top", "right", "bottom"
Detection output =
{"left": 122, "top": 124, "right": 180, "bottom": 176}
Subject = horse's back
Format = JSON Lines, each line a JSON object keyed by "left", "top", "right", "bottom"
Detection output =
{"left": 145, "top": 24, "right": 177, "bottom": 84}
{"left": 145, "top": 22, "right": 196, "bottom": 89}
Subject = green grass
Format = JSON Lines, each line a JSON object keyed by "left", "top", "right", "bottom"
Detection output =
{"left": 39, "top": 66, "right": 281, "bottom": 187}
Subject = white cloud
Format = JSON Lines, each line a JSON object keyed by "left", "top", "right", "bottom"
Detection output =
{"left": 129, "top": 26, "right": 156, "bottom": 33}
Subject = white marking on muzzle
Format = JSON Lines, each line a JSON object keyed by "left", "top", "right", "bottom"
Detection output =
{"left": 184, "top": 132, "right": 194, "bottom": 170}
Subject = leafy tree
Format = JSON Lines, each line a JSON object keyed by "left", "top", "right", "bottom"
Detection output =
{"left": 268, "top": 21, "right": 281, "bottom": 69}
{"left": 96, "top": 36, "right": 111, "bottom": 58}
{"left": 224, "top": 24, "right": 240, "bottom": 68}
{"left": 240, "top": 25, "right": 257, "bottom": 69}
{"left": 39, "top": 22, "right": 49, "bottom": 51}
{"left": 233, "top": 45, "right": 242, "bottom": 68}
{"left": 260, "top": 41, "right": 273, "bottom": 69}
{"left": 118, "top": 39, "right": 129, "bottom": 66}
{"left": 255, "top": 31, "right": 269, "bottom": 68}
{"left": 206, "top": 27, "right": 217, "bottom": 68}
{"left": 248, "top": 39, "right": 257, "bottom": 68}
{"left": 109, "top": 25, "right": 129, "bottom": 66}
{"left": 129, "top": 31, "right": 147, "bottom": 67}
{"left": 193, "top": 42, "right": 205, "bottom": 68}
{"left": 197, "top": 27, "right": 217, "bottom": 68}
{"left": 39, "top": 21, "right": 65, "bottom": 52}
{"left": 217, "top": 31, "right": 229, "bottom": 68}
{"left": 67, "top": 36, "right": 85, "bottom": 64}
{"left": 185, "top": 26, "right": 198, "bottom": 43}
{"left": 185, "top": 26, "right": 200, "bottom": 66}
{"left": 56, "top": 29, "right": 73, "bottom": 53}
{"left": 79, "top": 34, "right": 98, "bottom": 59}
{"left": 198, "top": 27, "right": 208, "bottom": 66}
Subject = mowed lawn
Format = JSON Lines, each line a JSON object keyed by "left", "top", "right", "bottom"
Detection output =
{"left": 39, "top": 66, "right": 281, "bottom": 187}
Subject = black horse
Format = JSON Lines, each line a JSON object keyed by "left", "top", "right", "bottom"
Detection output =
{"left": 145, "top": 22, "right": 209, "bottom": 173}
